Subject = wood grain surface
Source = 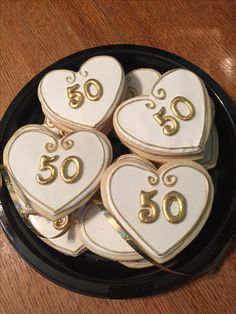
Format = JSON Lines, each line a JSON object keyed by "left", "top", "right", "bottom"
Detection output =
{"left": 0, "top": 1, "right": 236, "bottom": 313}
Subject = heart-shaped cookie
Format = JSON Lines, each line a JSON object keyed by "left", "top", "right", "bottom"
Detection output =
{"left": 101, "top": 155, "right": 214, "bottom": 263}
{"left": 28, "top": 210, "right": 86, "bottom": 256}
{"left": 4, "top": 125, "right": 112, "bottom": 220}
{"left": 114, "top": 69, "right": 212, "bottom": 156}
{"left": 39, "top": 56, "right": 125, "bottom": 131}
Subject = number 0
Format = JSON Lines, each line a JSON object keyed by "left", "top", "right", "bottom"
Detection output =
{"left": 60, "top": 156, "right": 81, "bottom": 183}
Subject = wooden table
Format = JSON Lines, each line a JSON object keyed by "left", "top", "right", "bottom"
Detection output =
{"left": 0, "top": 1, "right": 235, "bottom": 313}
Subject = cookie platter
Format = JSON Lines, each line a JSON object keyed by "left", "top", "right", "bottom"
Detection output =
{"left": 0, "top": 45, "right": 236, "bottom": 299}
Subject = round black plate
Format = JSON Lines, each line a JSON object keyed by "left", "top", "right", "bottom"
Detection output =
{"left": 0, "top": 45, "right": 236, "bottom": 299}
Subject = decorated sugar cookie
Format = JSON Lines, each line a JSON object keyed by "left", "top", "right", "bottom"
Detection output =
{"left": 125, "top": 68, "right": 161, "bottom": 98}
{"left": 78, "top": 201, "right": 142, "bottom": 261}
{"left": 3, "top": 125, "right": 112, "bottom": 220}
{"left": 114, "top": 69, "right": 212, "bottom": 156}
{"left": 100, "top": 155, "right": 214, "bottom": 263}
{"left": 28, "top": 210, "right": 85, "bottom": 256}
{"left": 39, "top": 56, "right": 125, "bottom": 131}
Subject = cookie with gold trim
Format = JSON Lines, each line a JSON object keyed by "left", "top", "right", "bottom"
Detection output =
{"left": 78, "top": 201, "right": 142, "bottom": 261}
{"left": 100, "top": 155, "right": 214, "bottom": 263}
{"left": 3, "top": 124, "right": 112, "bottom": 220}
{"left": 113, "top": 69, "right": 213, "bottom": 160}
{"left": 38, "top": 55, "right": 125, "bottom": 133}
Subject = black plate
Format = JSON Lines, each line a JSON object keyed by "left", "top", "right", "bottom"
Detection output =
{"left": 0, "top": 45, "right": 236, "bottom": 299}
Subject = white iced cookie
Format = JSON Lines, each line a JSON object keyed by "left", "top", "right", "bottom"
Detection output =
{"left": 114, "top": 69, "right": 212, "bottom": 157}
{"left": 3, "top": 125, "right": 112, "bottom": 220}
{"left": 38, "top": 56, "right": 125, "bottom": 131}
{"left": 125, "top": 68, "right": 161, "bottom": 98}
{"left": 28, "top": 210, "right": 85, "bottom": 256}
{"left": 101, "top": 155, "right": 214, "bottom": 263}
{"left": 78, "top": 202, "right": 142, "bottom": 261}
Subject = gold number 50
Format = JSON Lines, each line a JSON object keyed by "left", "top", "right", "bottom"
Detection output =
{"left": 36, "top": 155, "right": 81, "bottom": 185}
{"left": 139, "top": 190, "right": 186, "bottom": 224}
{"left": 153, "top": 96, "right": 195, "bottom": 136}
{"left": 67, "top": 79, "right": 103, "bottom": 109}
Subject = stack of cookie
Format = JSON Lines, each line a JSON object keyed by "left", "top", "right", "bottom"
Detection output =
{"left": 114, "top": 68, "right": 218, "bottom": 169}
{"left": 3, "top": 125, "right": 112, "bottom": 220}
{"left": 2, "top": 56, "right": 217, "bottom": 268}
{"left": 38, "top": 56, "right": 125, "bottom": 134}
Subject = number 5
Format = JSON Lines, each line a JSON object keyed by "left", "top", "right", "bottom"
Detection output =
{"left": 139, "top": 190, "right": 159, "bottom": 223}
{"left": 67, "top": 84, "right": 84, "bottom": 108}
{"left": 153, "top": 107, "right": 179, "bottom": 136}
{"left": 36, "top": 155, "right": 58, "bottom": 185}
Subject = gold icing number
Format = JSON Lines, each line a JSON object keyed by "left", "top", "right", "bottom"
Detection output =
{"left": 67, "top": 79, "right": 103, "bottom": 109}
{"left": 163, "top": 191, "right": 186, "bottom": 223}
{"left": 139, "top": 190, "right": 186, "bottom": 224}
{"left": 153, "top": 96, "right": 195, "bottom": 136}
{"left": 36, "top": 155, "right": 58, "bottom": 184}
{"left": 84, "top": 79, "right": 103, "bottom": 101}
{"left": 67, "top": 84, "right": 84, "bottom": 108}
{"left": 36, "top": 155, "right": 81, "bottom": 185}
{"left": 139, "top": 190, "right": 159, "bottom": 223}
